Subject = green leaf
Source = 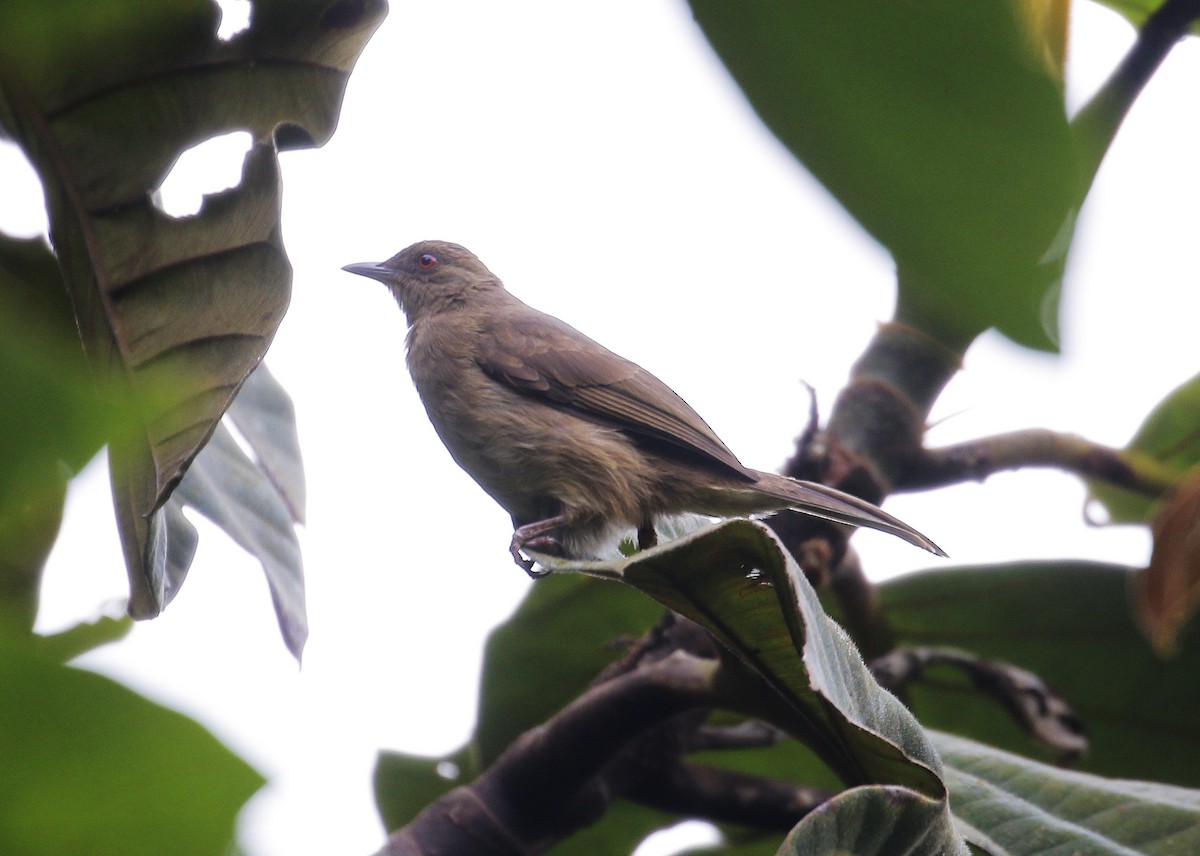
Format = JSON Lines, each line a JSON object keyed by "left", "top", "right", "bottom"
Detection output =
{"left": 1088, "top": 371, "right": 1200, "bottom": 523}
{"left": 31, "top": 614, "right": 133, "bottom": 662}
{"left": 0, "top": 234, "right": 116, "bottom": 632}
{"left": 0, "top": 235, "right": 109, "bottom": 489}
{"left": 687, "top": 0, "right": 1077, "bottom": 351}
{"left": 0, "top": 0, "right": 384, "bottom": 619}
{"left": 779, "top": 784, "right": 965, "bottom": 856}
{"left": 540, "top": 519, "right": 946, "bottom": 794}
{"left": 0, "top": 642, "right": 263, "bottom": 856}
{"left": 0, "top": 468, "right": 66, "bottom": 636}
{"left": 934, "top": 730, "right": 1200, "bottom": 856}
{"left": 874, "top": 561, "right": 1200, "bottom": 787}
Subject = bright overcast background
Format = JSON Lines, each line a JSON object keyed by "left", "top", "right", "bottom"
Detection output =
{"left": 2, "top": 2, "right": 1198, "bottom": 855}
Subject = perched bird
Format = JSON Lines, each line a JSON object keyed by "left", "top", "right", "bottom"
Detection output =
{"left": 344, "top": 240, "right": 941, "bottom": 572}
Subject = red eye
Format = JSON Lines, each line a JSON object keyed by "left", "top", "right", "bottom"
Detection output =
{"left": 418, "top": 253, "right": 438, "bottom": 269}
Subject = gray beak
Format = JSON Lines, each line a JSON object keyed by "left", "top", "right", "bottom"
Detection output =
{"left": 342, "top": 261, "right": 393, "bottom": 283}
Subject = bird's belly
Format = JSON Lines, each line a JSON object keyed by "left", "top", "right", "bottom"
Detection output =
{"left": 418, "top": 376, "right": 659, "bottom": 528}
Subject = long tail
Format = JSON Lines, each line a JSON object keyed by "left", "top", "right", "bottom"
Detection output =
{"left": 754, "top": 472, "right": 945, "bottom": 556}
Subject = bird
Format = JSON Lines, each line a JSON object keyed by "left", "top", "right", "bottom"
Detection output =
{"left": 344, "top": 240, "right": 942, "bottom": 572}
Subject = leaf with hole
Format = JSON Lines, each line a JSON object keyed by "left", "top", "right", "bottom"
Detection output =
{"left": 0, "top": 0, "right": 383, "bottom": 620}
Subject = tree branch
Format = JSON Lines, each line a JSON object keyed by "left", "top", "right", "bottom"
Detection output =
{"left": 376, "top": 610, "right": 855, "bottom": 855}
{"left": 1072, "top": 0, "right": 1200, "bottom": 190}
{"left": 870, "top": 646, "right": 1088, "bottom": 763}
{"left": 376, "top": 651, "right": 722, "bottom": 856}
{"left": 895, "top": 428, "right": 1175, "bottom": 497}
{"left": 769, "top": 322, "right": 962, "bottom": 584}
{"left": 827, "top": 549, "right": 895, "bottom": 661}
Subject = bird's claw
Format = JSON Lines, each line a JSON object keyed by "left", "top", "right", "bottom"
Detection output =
{"left": 510, "top": 534, "right": 562, "bottom": 578}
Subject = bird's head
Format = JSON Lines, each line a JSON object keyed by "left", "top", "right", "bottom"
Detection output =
{"left": 343, "top": 240, "right": 504, "bottom": 322}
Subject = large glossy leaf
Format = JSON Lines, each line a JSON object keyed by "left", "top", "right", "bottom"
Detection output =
{"left": 0, "top": 0, "right": 383, "bottom": 618}
{"left": 687, "top": 0, "right": 1077, "bottom": 351}
{"left": 542, "top": 520, "right": 946, "bottom": 795}
{"left": 934, "top": 731, "right": 1200, "bottom": 856}
{"left": 0, "top": 642, "right": 263, "bottom": 856}
{"left": 871, "top": 561, "right": 1200, "bottom": 787}
{"left": 1088, "top": 371, "right": 1200, "bottom": 524}
{"left": 548, "top": 520, "right": 964, "bottom": 852}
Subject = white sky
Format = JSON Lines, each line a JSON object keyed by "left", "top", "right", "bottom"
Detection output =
{"left": 3, "top": 2, "right": 1199, "bottom": 855}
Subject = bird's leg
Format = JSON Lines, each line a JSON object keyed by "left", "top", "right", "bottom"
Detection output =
{"left": 510, "top": 514, "right": 570, "bottom": 576}
{"left": 636, "top": 520, "right": 658, "bottom": 552}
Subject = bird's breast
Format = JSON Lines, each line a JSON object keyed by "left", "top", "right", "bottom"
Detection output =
{"left": 403, "top": 319, "right": 663, "bottom": 527}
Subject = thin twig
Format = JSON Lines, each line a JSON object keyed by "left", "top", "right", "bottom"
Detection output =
{"left": 870, "top": 646, "right": 1088, "bottom": 763}
{"left": 896, "top": 428, "right": 1176, "bottom": 497}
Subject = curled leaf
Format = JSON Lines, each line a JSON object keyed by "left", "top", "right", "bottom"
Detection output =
{"left": 538, "top": 519, "right": 946, "bottom": 794}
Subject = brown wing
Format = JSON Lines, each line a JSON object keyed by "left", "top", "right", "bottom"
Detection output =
{"left": 478, "top": 305, "right": 753, "bottom": 481}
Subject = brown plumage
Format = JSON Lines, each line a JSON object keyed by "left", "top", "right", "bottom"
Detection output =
{"left": 345, "top": 240, "right": 942, "bottom": 571}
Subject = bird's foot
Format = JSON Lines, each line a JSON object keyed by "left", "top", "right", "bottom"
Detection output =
{"left": 510, "top": 535, "right": 564, "bottom": 577}
{"left": 508, "top": 537, "right": 559, "bottom": 578}
{"left": 511, "top": 515, "right": 570, "bottom": 578}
